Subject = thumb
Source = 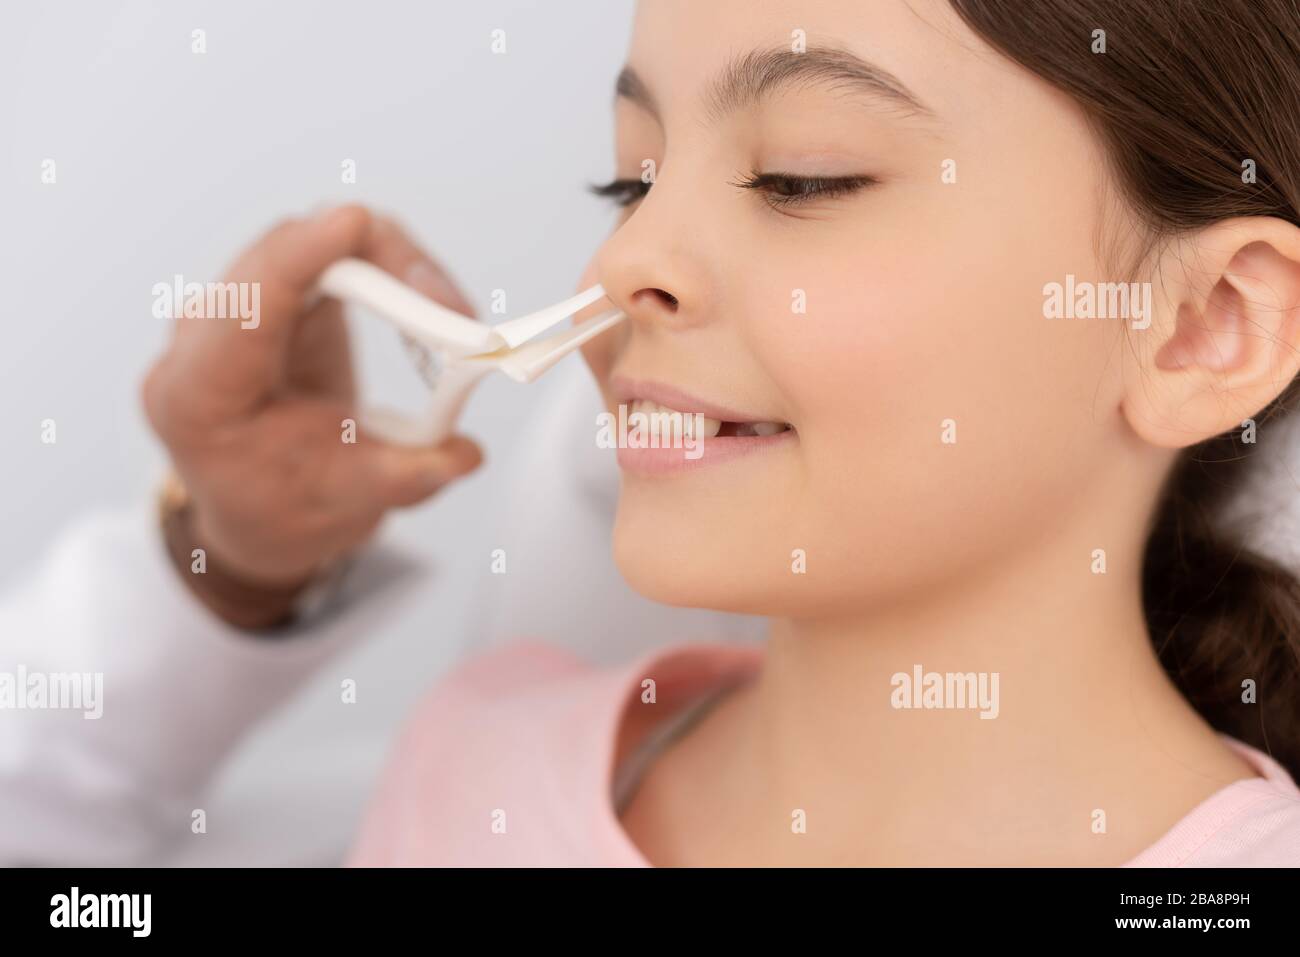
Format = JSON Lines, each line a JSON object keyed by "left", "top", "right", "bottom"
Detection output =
{"left": 363, "top": 435, "right": 484, "bottom": 508}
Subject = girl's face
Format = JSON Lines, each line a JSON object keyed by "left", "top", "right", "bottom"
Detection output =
{"left": 580, "top": 0, "right": 1162, "bottom": 615}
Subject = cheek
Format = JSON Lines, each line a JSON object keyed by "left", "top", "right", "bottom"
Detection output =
{"left": 733, "top": 234, "right": 1125, "bottom": 607}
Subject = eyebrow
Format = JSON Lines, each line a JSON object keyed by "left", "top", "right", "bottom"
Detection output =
{"left": 615, "top": 66, "right": 661, "bottom": 119}
{"left": 615, "top": 46, "right": 932, "bottom": 123}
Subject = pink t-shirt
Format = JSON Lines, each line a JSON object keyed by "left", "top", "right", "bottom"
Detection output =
{"left": 347, "top": 640, "right": 1300, "bottom": 866}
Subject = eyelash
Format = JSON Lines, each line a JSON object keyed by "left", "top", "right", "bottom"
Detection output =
{"left": 730, "top": 170, "right": 878, "bottom": 207}
{"left": 589, "top": 171, "right": 877, "bottom": 210}
{"left": 589, "top": 178, "right": 651, "bottom": 207}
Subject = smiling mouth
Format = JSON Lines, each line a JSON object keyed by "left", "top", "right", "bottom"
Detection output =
{"left": 610, "top": 375, "right": 794, "bottom": 433}
{"left": 626, "top": 399, "right": 793, "bottom": 439}
{"left": 608, "top": 377, "right": 796, "bottom": 474}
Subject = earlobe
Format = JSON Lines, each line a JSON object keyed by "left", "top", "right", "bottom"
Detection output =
{"left": 1122, "top": 219, "right": 1300, "bottom": 450}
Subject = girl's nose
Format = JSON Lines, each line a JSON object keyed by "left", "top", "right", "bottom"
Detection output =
{"left": 592, "top": 178, "right": 715, "bottom": 333}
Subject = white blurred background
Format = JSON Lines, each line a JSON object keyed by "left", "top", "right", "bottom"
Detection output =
{"left": 0, "top": 0, "right": 661, "bottom": 863}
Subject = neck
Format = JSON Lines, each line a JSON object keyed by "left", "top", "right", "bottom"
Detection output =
{"left": 732, "top": 462, "right": 1246, "bottom": 864}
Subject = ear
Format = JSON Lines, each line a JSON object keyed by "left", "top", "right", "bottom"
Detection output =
{"left": 1122, "top": 217, "right": 1300, "bottom": 449}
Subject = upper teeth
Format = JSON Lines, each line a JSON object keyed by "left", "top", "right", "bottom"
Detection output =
{"left": 629, "top": 400, "right": 722, "bottom": 440}
{"left": 627, "top": 400, "right": 787, "bottom": 439}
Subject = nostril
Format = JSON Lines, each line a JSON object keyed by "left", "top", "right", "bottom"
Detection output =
{"left": 631, "top": 287, "right": 679, "bottom": 313}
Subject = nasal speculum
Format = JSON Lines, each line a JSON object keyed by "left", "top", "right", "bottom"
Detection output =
{"left": 316, "top": 258, "right": 624, "bottom": 446}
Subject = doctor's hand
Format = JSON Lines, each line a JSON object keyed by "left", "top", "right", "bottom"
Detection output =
{"left": 142, "top": 205, "right": 483, "bottom": 628}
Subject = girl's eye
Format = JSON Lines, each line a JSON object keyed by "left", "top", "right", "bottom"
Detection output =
{"left": 590, "top": 170, "right": 876, "bottom": 210}
{"left": 730, "top": 170, "right": 878, "bottom": 208}
{"left": 589, "top": 177, "right": 651, "bottom": 208}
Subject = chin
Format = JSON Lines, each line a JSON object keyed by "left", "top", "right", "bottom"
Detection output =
{"left": 610, "top": 500, "right": 800, "bottom": 615}
{"left": 612, "top": 506, "right": 732, "bottom": 610}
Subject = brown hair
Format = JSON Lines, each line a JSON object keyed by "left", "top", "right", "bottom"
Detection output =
{"left": 948, "top": 1, "right": 1300, "bottom": 774}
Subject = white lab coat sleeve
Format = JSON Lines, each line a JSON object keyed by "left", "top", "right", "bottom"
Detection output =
{"left": 0, "top": 504, "right": 425, "bottom": 866}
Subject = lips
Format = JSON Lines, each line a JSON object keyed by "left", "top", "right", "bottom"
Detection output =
{"left": 610, "top": 377, "right": 791, "bottom": 432}
{"left": 626, "top": 399, "right": 790, "bottom": 439}
{"left": 608, "top": 375, "right": 795, "bottom": 474}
